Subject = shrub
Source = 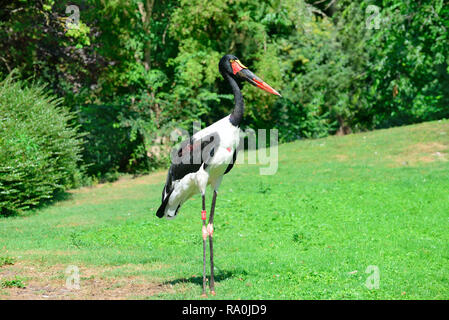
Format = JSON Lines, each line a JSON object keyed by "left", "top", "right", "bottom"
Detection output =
{"left": 0, "top": 73, "right": 84, "bottom": 215}
{"left": 1, "top": 276, "right": 26, "bottom": 288}
{"left": 78, "top": 104, "right": 145, "bottom": 177}
{"left": 0, "top": 256, "right": 15, "bottom": 266}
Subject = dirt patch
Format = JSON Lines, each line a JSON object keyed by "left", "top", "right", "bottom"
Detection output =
{"left": 0, "top": 261, "right": 172, "bottom": 300}
{"left": 54, "top": 222, "right": 91, "bottom": 228}
{"left": 70, "top": 171, "right": 167, "bottom": 195}
{"left": 334, "top": 154, "right": 349, "bottom": 162}
{"left": 391, "top": 142, "right": 448, "bottom": 166}
{"left": 54, "top": 171, "right": 167, "bottom": 207}
{"left": 408, "top": 142, "right": 448, "bottom": 154}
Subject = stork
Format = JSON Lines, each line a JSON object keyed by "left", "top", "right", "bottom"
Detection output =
{"left": 156, "top": 54, "right": 281, "bottom": 296}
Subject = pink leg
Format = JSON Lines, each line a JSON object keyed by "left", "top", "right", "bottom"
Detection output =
{"left": 201, "top": 194, "right": 207, "bottom": 297}
{"left": 208, "top": 190, "right": 217, "bottom": 295}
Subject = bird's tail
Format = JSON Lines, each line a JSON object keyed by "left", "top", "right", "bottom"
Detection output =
{"left": 156, "top": 190, "right": 184, "bottom": 219}
{"left": 156, "top": 189, "right": 173, "bottom": 218}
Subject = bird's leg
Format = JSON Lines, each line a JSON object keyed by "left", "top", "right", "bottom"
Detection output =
{"left": 201, "top": 193, "right": 208, "bottom": 297}
{"left": 208, "top": 190, "right": 217, "bottom": 295}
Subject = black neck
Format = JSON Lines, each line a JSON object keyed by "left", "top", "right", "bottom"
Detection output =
{"left": 224, "top": 73, "right": 244, "bottom": 127}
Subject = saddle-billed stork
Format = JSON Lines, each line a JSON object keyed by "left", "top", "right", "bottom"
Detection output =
{"left": 156, "top": 54, "right": 281, "bottom": 296}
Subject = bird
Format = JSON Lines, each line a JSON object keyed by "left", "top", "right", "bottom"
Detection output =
{"left": 156, "top": 54, "right": 281, "bottom": 296}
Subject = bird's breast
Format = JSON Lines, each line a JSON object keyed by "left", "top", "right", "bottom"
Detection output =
{"left": 206, "top": 147, "right": 233, "bottom": 182}
{"left": 209, "top": 145, "right": 235, "bottom": 166}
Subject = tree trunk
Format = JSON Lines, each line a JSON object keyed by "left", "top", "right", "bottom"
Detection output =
{"left": 138, "top": 0, "right": 154, "bottom": 71}
{"left": 336, "top": 115, "right": 352, "bottom": 136}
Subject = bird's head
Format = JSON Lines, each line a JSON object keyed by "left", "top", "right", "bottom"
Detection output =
{"left": 219, "top": 54, "right": 281, "bottom": 96}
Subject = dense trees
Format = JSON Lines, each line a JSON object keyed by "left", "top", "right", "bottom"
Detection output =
{"left": 1, "top": 0, "right": 448, "bottom": 182}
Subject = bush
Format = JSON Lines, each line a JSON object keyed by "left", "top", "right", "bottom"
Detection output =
{"left": 78, "top": 104, "right": 147, "bottom": 178}
{"left": 1, "top": 276, "right": 26, "bottom": 288}
{"left": 0, "top": 74, "right": 84, "bottom": 215}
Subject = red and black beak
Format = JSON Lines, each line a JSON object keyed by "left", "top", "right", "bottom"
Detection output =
{"left": 230, "top": 60, "right": 281, "bottom": 97}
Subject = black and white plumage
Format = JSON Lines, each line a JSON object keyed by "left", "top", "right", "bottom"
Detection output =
{"left": 156, "top": 118, "right": 238, "bottom": 219}
{"left": 156, "top": 54, "right": 280, "bottom": 296}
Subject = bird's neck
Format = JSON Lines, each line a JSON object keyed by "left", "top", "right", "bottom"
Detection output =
{"left": 225, "top": 73, "right": 244, "bottom": 127}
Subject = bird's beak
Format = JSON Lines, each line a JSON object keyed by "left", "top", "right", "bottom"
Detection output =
{"left": 231, "top": 60, "right": 281, "bottom": 97}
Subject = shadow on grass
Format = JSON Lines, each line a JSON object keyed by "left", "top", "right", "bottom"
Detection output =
{"left": 0, "top": 190, "right": 73, "bottom": 219}
{"left": 165, "top": 269, "right": 247, "bottom": 287}
{"left": 38, "top": 190, "right": 73, "bottom": 208}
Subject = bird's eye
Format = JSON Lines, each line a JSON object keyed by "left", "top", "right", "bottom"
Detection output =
{"left": 230, "top": 59, "right": 247, "bottom": 75}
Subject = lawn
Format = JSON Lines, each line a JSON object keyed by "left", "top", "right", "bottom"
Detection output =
{"left": 1, "top": 120, "right": 448, "bottom": 299}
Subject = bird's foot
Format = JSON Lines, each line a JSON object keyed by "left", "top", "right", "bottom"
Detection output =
{"left": 202, "top": 225, "right": 208, "bottom": 241}
{"left": 201, "top": 292, "right": 208, "bottom": 298}
{"left": 207, "top": 223, "right": 214, "bottom": 237}
{"left": 210, "top": 290, "right": 216, "bottom": 296}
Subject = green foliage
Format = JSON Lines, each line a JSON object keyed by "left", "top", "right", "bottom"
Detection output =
{"left": 0, "top": 256, "right": 15, "bottom": 267}
{"left": 335, "top": 0, "right": 449, "bottom": 128}
{"left": 1, "top": 276, "right": 26, "bottom": 289}
{"left": 0, "top": 0, "right": 448, "bottom": 179}
{"left": 0, "top": 74, "right": 84, "bottom": 215}
{"left": 364, "top": 0, "right": 449, "bottom": 127}
{"left": 78, "top": 104, "right": 145, "bottom": 176}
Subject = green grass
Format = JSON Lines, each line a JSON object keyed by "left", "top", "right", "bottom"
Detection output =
{"left": 1, "top": 120, "right": 449, "bottom": 299}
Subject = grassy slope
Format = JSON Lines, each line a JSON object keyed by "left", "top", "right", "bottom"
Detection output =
{"left": 1, "top": 120, "right": 448, "bottom": 299}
